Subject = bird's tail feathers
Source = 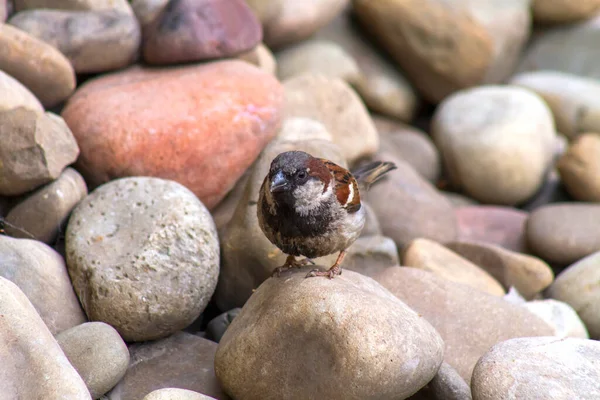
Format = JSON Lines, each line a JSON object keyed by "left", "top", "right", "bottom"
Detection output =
{"left": 351, "top": 161, "right": 397, "bottom": 191}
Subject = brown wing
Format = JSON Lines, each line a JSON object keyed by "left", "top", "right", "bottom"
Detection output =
{"left": 319, "top": 158, "right": 361, "bottom": 214}
{"left": 351, "top": 161, "right": 397, "bottom": 191}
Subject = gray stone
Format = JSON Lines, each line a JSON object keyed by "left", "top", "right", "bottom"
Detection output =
{"left": 10, "top": 9, "right": 141, "bottom": 73}
{"left": 0, "top": 277, "right": 91, "bottom": 399}
{"left": 471, "top": 337, "right": 600, "bottom": 400}
{"left": 0, "top": 108, "right": 79, "bottom": 196}
{"left": 57, "top": 322, "right": 130, "bottom": 399}
{"left": 14, "top": 0, "right": 133, "bottom": 12}
{"left": 215, "top": 269, "right": 444, "bottom": 400}
{"left": 205, "top": 308, "right": 241, "bottom": 343}
{"left": 524, "top": 299, "right": 589, "bottom": 339}
{"left": 107, "top": 332, "right": 228, "bottom": 400}
{"left": 5, "top": 167, "right": 87, "bottom": 244}
{"left": 0, "top": 235, "right": 86, "bottom": 334}
{"left": 66, "top": 177, "right": 220, "bottom": 342}
{"left": 0, "top": 69, "right": 43, "bottom": 112}
{"left": 143, "top": 389, "right": 217, "bottom": 400}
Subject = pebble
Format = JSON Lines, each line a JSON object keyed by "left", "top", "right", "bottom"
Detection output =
{"left": 373, "top": 115, "right": 441, "bottom": 182}
{"left": 0, "top": 69, "right": 43, "bottom": 112}
{"left": 359, "top": 201, "right": 381, "bottom": 237}
{"left": 143, "top": 388, "right": 217, "bottom": 400}
{"left": 9, "top": 8, "right": 141, "bottom": 74}
{"left": 5, "top": 167, "right": 88, "bottom": 244}
{"left": 0, "top": 277, "right": 91, "bottom": 399}
{"left": 215, "top": 269, "right": 445, "bottom": 400}
{"left": 532, "top": 0, "right": 600, "bottom": 24}
{"left": 521, "top": 168, "right": 573, "bottom": 211}
{"left": 107, "top": 331, "right": 228, "bottom": 400}
{"left": 527, "top": 203, "right": 600, "bottom": 265}
{"left": 315, "top": 9, "right": 418, "bottom": 122}
{"left": 0, "top": 107, "right": 79, "bottom": 196}
{"left": 0, "top": 0, "right": 6, "bottom": 22}
{"left": 142, "top": 0, "right": 261, "bottom": 64}
{"left": 510, "top": 71, "right": 600, "bottom": 139}
{"left": 259, "top": 0, "right": 348, "bottom": 49}
{"left": 14, "top": 0, "right": 133, "bottom": 12}
{"left": 443, "top": 191, "right": 479, "bottom": 208}
{"left": 236, "top": 43, "right": 277, "bottom": 75}
{"left": 283, "top": 73, "right": 379, "bottom": 163}
{"left": 403, "top": 238, "right": 505, "bottom": 296}
{"left": 546, "top": 251, "right": 600, "bottom": 338}
{"left": 339, "top": 234, "right": 399, "bottom": 277}
{"left": 471, "top": 337, "right": 600, "bottom": 399}
{"left": 432, "top": 85, "right": 556, "bottom": 205}
{"left": 367, "top": 155, "right": 457, "bottom": 251}
{"left": 56, "top": 322, "right": 130, "bottom": 399}
{"left": 353, "top": 0, "right": 494, "bottom": 103}
{"left": 0, "top": 23, "right": 76, "bottom": 107}
{"left": 276, "top": 40, "right": 362, "bottom": 86}
{"left": 66, "top": 177, "right": 220, "bottom": 342}
{"left": 216, "top": 135, "right": 346, "bottom": 310}
{"left": 422, "top": 362, "right": 473, "bottom": 400}
{"left": 61, "top": 60, "right": 283, "bottom": 209}
{"left": 524, "top": 299, "right": 589, "bottom": 339}
{"left": 455, "top": 206, "right": 529, "bottom": 253}
{"left": 131, "top": 0, "right": 168, "bottom": 25}
{"left": 277, "top": 116, "right": 334, "bottom": 142}
{"left": 205, "top": 308, "right": 241, "bottom": 343}
{"left": 557, "top": 133, "right": 600, "bottom": 201}
{"left": 0, "top": 235, "right": 86, "bottom": 334}
{"left": 375, "top": 267, "right": 553, "bottom": 384}
{"left": 446, "top": 240, "right": 554, "bottom": 299}
{"left": 518, "top": 16, "right": 600, "bottom": 79}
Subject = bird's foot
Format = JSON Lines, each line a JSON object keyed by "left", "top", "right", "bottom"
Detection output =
{"left": 305, "top": 265, "right": 342, "bottom": 279}
{"left": 271, "top": 256, "right": 315, "bottom": 277}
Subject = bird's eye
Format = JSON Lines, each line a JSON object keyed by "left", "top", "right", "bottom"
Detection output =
{"left": 297, "top": 170, "right": 307, "bottom": 180}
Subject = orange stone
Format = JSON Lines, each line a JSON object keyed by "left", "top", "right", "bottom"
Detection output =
{"left": 61, "top": 60, "right": 284, "bottom": 209}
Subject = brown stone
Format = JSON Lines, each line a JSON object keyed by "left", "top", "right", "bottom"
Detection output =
{"left": 375, "top": 267, "right": 554, "bottom": 384}
{"left": 0, "top": 23, "right": 75, "bottom": 107}
{"left": 532, "top": 0, "right": 600, "bottom": 23}
{"left": 14, "top": 0, "right": 132, "bottom": 12}
{"left": 107, "top": 332, "right": 228, "bottom": 400}
{"left": 557, "top": 133, "right": 600, "bottom": 201}
{"left": 353, "top": 0, "right": 494, "bottom": 103}
{"left": 0, "top": 69, "right": 43, "bottom": 112}
{"left": 403, "top": 238, "right": 505, "bottom": 296}
{"left": 61, "top": 60, "right": 283, "bottom": 209}
{"left": 143, "top": 0, "right": 262, "bottom": 64}
{"left": 447, "top": 240, "right": 554, "bottom": 299}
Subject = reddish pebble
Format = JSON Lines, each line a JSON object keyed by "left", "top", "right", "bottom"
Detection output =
{"left": 454, "top": 205, "right": 529, "bottom": 253}
{"left": 61, "top": 60, "right": 284, "bottom": 209}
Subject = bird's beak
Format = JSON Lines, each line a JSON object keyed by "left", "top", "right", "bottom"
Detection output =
{"left": 270, "top": 171, "right": 288, "bottom": 193}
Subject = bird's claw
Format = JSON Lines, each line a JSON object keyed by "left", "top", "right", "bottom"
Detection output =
{"left": 305, "top": 266, "right": 342, "bottom": 279}
{"left": 271, "top": 257, "right": 315, "bottom": 277}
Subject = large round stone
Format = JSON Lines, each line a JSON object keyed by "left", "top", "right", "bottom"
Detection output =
{"left": 66, "top": 177, "right": 220, "bottom": 342}
{"left": 432, "top": 85, "right": 556, "bottom": 205}
{"left": 215, "top": 269, "right": 445, "bottom": 400}
{"left": 61, "top": 60, "right": 284, "bottom": 209}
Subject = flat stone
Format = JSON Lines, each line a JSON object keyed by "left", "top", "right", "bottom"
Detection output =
{"left": 107, "top": 332, "right": 228, "bottom": 400}
{"left": 471, "top": 337, "right": 600, "bottom": 399}
{"left": 10, "top": 9, "right": 141, "bottom": 74}
{"left": 0, "top": 23, "right": 75, "bottom": 107}
{"left": 0, "top": 107, "right": 79, "bottom": 196}
{"left": 375, "top": 267, "right": 553, "bottom": 383}
{"left": 215, "top": 269, "right": 445, "bottom": 400}
{"left": 527, "top": 203, "right": 600, "bottom": 265}
{"left": 446, "top": 240, "right": 554, "bottom": 299}
{"left": 0, "top": 277, "right": 91, "bottom": 399}
{"left": 546, "top": 251, "right": 600, "bottom": 338}
{"left": 403, "top": 238, "right": 505, "bottom": 296}
{"left": 143, "top": 0, "right": 261, "bottom": 64}
{"left": 432, "top": 85, "right": 556, "bottom": 205}
{"left": 0, "top": 235, "right": 86, "bottom": 335}
{"left": 5, "top": 167, "right": 88, "bottom": 244}
{"left": 57, "top": 322, "right": 130, "bottom": 399}
{"left": 66, "top": 177, "right": 220, "bottom": 342}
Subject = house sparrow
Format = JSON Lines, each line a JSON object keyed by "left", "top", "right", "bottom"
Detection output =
{"left": 257, "top": 150, "right": 396, "bottom": 279}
